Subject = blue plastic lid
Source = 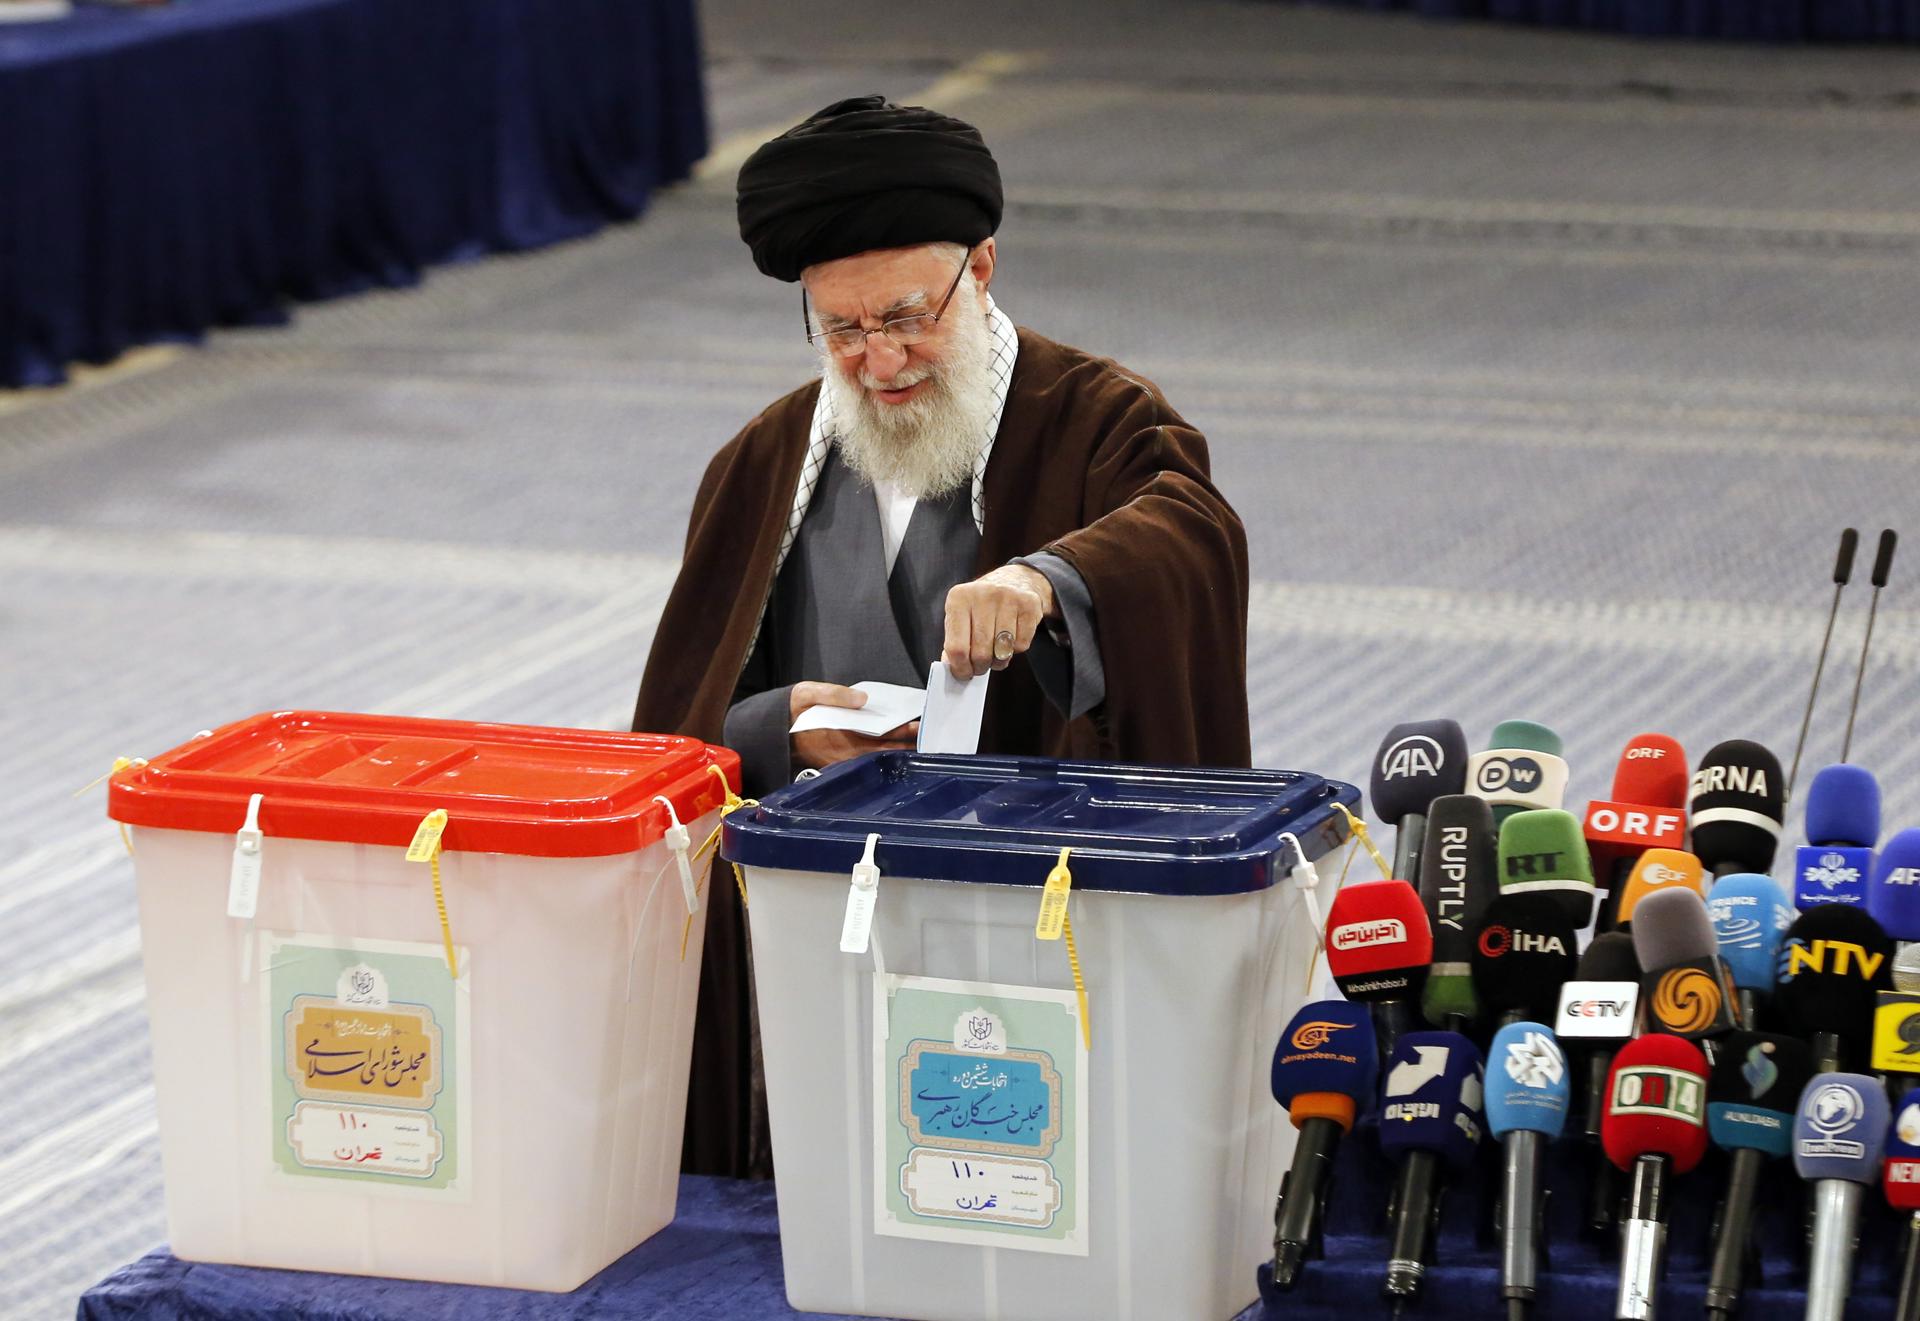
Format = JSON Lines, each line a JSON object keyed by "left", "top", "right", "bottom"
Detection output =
{"left": 720, "top": 752, "right": 1359, "bottom": 896}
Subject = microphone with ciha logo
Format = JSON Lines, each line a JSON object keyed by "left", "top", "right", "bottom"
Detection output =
{"left": 1267, "top": 1000, "right": 1378, "bottom": 1290}
{"left": 1370, "top": 720, "right": 1469, "bottom": 889}
{"left": 1323, "top": 879, "right": 1433, "bottom": 1071}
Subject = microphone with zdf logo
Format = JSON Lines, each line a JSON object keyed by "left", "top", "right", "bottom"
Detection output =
{"left": 1417, "top": 794, "right": 1497, "bottom": 1031}
{"left": 1702, "top": 1031, "right": 1814, "bottom": 1321}
{"left": 1468, "top": 720, "right": 1569, "bottom": 827}
{"left": 1794, "top": 1074, "right": 1890, "bottom": 1321}
{"left": 1268, "top": 1000, "right": 1378, "bottom": 1290}
{"left": 1610, "top": 848, "right": 1706, "bottom": 933}
{"left": 1378, "top": 1030, "right": 1484, "bottom": 1316}
{"left": 1486, "top": 1021, "right": 1569, "bottom": 1321}
{"left": 1369, "top": 720, "right": 1469, "bottom": 889}
{"left": 1795, "top": 763, "right": 1881, "bottom": 908}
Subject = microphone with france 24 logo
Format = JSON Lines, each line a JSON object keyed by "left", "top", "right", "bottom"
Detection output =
{"left": 1377, "top": 1030, "right": 1485, "bottom": 1318}
{"left": 1485, "top": 1021, "right": 1570, "bottom": 1321}
{"left": 1468, "top": 720, "right": 1569, "bottom": 828}
{"left": 1794, "top": 1073, "right": 1889, "bottom": 1321}
{"left": 1701, "top": 1031, "right": 1813, "bottom": 1321}
{"left": 1706, "top": 872, "right": 1794, "bottom": 1029}
{"left": 1267, "top": 1000, "right": 1378, "bottom": 1291}
{"left": 1324, "top": 879, "right": 1433, "bottom": 1072}
{"left": 1370, "top": 720, "right": 1469, "bottom": 889}
{"left": 1602, "top": 1034, "right": 1711, "bottom": 1321}
{"left": 1795, "top": 762, "right": 1881, "bottom": 909}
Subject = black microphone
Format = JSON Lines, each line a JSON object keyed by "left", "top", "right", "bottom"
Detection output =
{"left": 1371, "top": 720, "right": 1469, "bottom": 888}
{"left": 1777, "top": 903, "right": 1895, "bottom": 1073}
{"left": 1418, "top": 794, "right": 1497, "bottom": 1030}
{"left": 1269, "top": 1001, "right": 1378, "bottom": 1289}
{"left": 1554, "top": 931, "right": 1641, "bottom": 1234}
{"left": 1702, "top": 1031, "right": 1814, "bottom": 1321}
{"left": 1471, "top": 892, "right": 1579, "bottom": 1027}
{"left": 1689, "top": 740, "right": 1785, "bottom": 881}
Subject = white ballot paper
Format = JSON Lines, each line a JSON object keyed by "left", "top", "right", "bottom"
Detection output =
{"left": 789, "top": 681, "right": 925, "bottom": 738}
{"left": 917, "top": 661, "right": 991, "bottom": 755}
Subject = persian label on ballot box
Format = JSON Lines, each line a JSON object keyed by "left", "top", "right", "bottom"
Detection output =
{"left": 265, "top": 933, "right": 470, "bottom": 1195}
{"left": 874, "top": 973, "right": 1087, "bottom": 1254}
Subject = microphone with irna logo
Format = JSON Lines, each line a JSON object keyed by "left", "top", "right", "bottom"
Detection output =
{"left": 1689, "top": 739, "right": 1784, "bottom": 880}
{"left": 1370, "top": 720, "right": 1469, "bottom": 889}
{"left": 1269, "top": 1000, "right": 1378, "bottom": 1290}
{"left": 1795, "top": 763, "right": 1880, "bottom": 908}
{"left": 1486, "top": 1021, "right": 1569, "bottom": 1321}
{"left": 1795, "top": 1074, "right": 1889, "bottom": 1321}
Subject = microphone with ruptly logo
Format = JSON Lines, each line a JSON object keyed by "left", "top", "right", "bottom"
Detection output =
{"left": 1795, "top": 763, "right": 1880, "bottom": 909}
{"left": 1496, "top": 808, "right": 1596, "bottom": 931}
{"left": 1883, "top": 1087, "right": 1920, "bottom": 1321}
{"left": 1609, "top": 849, "right": 1706, "bottom": 933}
{"left": 1377, "top": 1030, "right": 1485, "bottom": 1316}
{"left": 1269, "top": 1001, "right": 1378, "bottom": 1290}
{"left": 1701, "top": 1031, "right": 1814, "bottom": 1321}
{"left": 1469, "top": 720, "right": 1569, "bottom": 827}
{"left": 1325, "top": 880, "right": 1433, "bottom": 1071}
{"left": 1418, "top": 794, "right": 1497, "bottom": 1030}
{"left": 1689, "top": 740, "right": 1784, "bottom": 881}
{"left": 1585, "top": 733, "right": 1689, "bottom": 928}
{"left": 1371, "top": 720, "right": 1469, "bottom": 889}
{"left": 1602, "top": 1034, "right": 1710, "bottom": 1321}
{"left": 1706, "top": 872, "right": 1794, "bottom": 1029}
{"left": 1794, "top": 1073, "right": 1889, "bottom": 1321}
{"left": 1631, "top": 887, "right": 1738, "bottom": 1042}
{"left": 1777, "top": 903, "right": 1895, "bottom": 1073}
{"left": 1486, "top": 1021, "right": 1569, "bottom": 1321}
{"left": 1870, "top": 827, "right": 1920, "bottom": 941}
{"left": 1472, "top": 893, "right": 1578, "bottom": 1027}
{"left": 1555, "top": 931, "right": 1641, "bottom": 1234}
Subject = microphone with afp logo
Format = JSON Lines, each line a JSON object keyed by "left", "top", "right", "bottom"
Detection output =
{"left": 1370, "top": 720, "right": 1469, "bottom": 888}
{"left": 1869, "top": 827, "right": 1920, "bottom": 941}
{"left": 1486, "top": 1021, "right": 1569, "bottom": 1321}
{"left": 1556, "top": 931, "right": 1641, "bottom": 1234}
{"left": 1701, "top": 1031, "right": 1814, "bottom": 1321}
{"left": 1496, "top": 808, "right": 1597, "bottom": 931}
{"left": 1689, "top": 739, "right": 1785, "bottom": 881}
{"left": 1418, "top": 794, "right": 1498, "bottom": 1031}
{"left": 1325, "top": 880, "right": 1433, "bottom": 1070}
{"left": 1469, "top": 720, "right": 1569, "bottom": 827}
{"left": 1794, "top": 1073, "right": 1890, "bottom": 1321}
{"left": 1707, "top": 872, "right": 1794, "bottom": 1028}
{"left": 1603, "top": 1034, "right": 1711, "bottom": 1321}
{"left": 1268, "top": 1000, "right": 1378, "bottom": 1290}
{"left": 1778, "top": 902, "right": 1895, "bottom": 1073}
{"left": 1631, "top": 887, "right": 1739, "bottom": 1041}
{"left": 1585, "top": 733, "right": 1690, "bottom": 928}
{"left": 1883, "top": 1088, "right": 1920, "bottom": 1321}
{"left": 1795, "top": 763, "right": 1881, "bottom": 908}
{"left": 1378, "top": 1030, "right": 1485, "bottom": 1315}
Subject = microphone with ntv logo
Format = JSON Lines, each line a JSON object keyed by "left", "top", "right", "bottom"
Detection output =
{"left": 1370, "top": 721, "right": 1469, "bottom": 889}
{"left": 1268, "top": 1001, "right": 1378, "bottom": 1290}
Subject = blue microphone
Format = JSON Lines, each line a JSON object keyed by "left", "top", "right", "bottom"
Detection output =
{"left": 1796, "top": 763, "right": 1880, "bottom": 908}
{"left": 1270, "top": 1001, "right": 1378, "bottom": 1288}
{"left": 1870, "top": 829, "right": 1920, "bottom": 943}
{"left": 1707, "top": 872, "right": 1794, "bottom": 1027}
{"left": 1794, "top": 1074, "right": 1890, "bottom": 1321}
{"left": 1380, "top": 1030, "right": 1485, "bottom": 1311}
{"left": 1486, "top": 1022, "right": 1568, "bottom": 1321}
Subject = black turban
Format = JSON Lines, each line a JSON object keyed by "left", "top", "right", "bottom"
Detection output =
{"left": 736, "top": 95, "right": 1003, "bottom": 282}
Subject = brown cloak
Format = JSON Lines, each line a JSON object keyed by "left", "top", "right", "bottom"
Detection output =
{"left": 632, "top": 326, "right": 1250, "bottom": 1178}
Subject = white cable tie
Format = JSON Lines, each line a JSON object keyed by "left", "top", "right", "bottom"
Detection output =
{"left": 655, "top": 795, "right": 698, "bottom": 915}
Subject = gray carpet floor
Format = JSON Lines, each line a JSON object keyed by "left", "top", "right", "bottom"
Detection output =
{"left": 3, "top": 2, "right": 1918, "bottom": 1315}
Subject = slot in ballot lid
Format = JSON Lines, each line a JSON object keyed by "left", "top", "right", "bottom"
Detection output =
{"left": 720, "top": 752, "right": 1359, "bottom": 895}
{"left": 107, "top": 710, "right": 740, "bottom": 858}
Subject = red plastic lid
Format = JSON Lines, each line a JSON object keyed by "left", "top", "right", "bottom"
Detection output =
{"left": 106, "top": 711, "right": 741, "bottom": 858}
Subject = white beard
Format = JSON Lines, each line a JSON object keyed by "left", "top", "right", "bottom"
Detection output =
{"left": 820, "top": 287, "right": 997, "bottom": 501}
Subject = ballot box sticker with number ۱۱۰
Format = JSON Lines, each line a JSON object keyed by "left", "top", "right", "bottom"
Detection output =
{"left": 874, "top": 974, "right": 1087, "bottom": 1254}
{"left": 266, "top": 932, "right": 471, "bottom": 1195}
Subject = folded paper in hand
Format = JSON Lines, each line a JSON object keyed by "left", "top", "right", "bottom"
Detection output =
{"left": 789, "top": 681, "right": 925, "bottom": 738}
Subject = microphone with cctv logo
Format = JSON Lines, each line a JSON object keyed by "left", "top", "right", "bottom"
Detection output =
{"left": 1496, "top": 808, "right": 1597, "bottom": 931}
{"left": 1469, "top": 720, "right": 1569, "bottom": 826}
{"left": 1325, "top": 880, "right": 1434, "bottom": 1070}
{"left": 1555, "top": 931, "right": 1641, "bottom": 1234}
{"left": 1707, "top": 872, "right": 1794, "bottom": 1028}
{"left": 1371, "top": 720, "right": 1469, "bottom": 888}
{"left": 1701, "top": 1032, "right": 1814, "bottom": 1321}
{"left": 1689, "top": 740, "right": 1785, "bottom": 880}
{"left": 1472, "top": 893, "right": 1578, "bottom": 1027}
{"left": 1378, "top": 1030, "right": 1485, "bottom": 1316}
{"left": 1631, "top": 887, "right": 1739, "bottom": 1042}
{"left": 1602, "top": 1034, "right": 1710, "bottom": 1321}
{"left": 1418, "top": 794, "right": 1498, "bottom": 1031}
{"left": 1870, "top": 827, "right": 1920, "bottom": 940}
{"left": 1777, "top": 903, "right": 1895, "bottom": 1072}
{"left": 1794, "top": 1074, "right": 1889, "bottom": 1321}
{"left": 1585, "top": 733, "right": 1689, "bottom": 928}
{"left": 1795, "top": 763, "right": 1881, "bottom": 909}
{"left": 1269, "top": 1000, "right": 1378, "bottom": 1290}
{"left": 1609, "top": 849, "right": 1706, "bottom": 933}
{"left": 1883, "top": 1087, "right": 1920, "bottom": 1321}
{"left": 1486, "top": 1021, "right": 1569, "bottom": 1321}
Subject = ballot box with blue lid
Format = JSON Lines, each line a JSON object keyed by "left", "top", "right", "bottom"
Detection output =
{"left": 723, "top": 752, "right": 1359, "bottom": 1321}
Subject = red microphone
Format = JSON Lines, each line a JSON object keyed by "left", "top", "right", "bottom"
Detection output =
{"left": 1603, "top": 1034, "right": 1709, "bottom": 1321}
{"left": 1324, "top": 879, "right": 1433, "bottom": 1070}
{"left": 1588, "top": 734, "right": 1690, "bottom": 928}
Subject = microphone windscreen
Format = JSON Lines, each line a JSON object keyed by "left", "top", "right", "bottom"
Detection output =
{"left": 1370, "top": 721, "right": 1469, "bottom": 824}
{"left": 1795, "top": 843, "right": 1873, "bottom": 909}
{"left": 1602, "top": 1034, "right": 1710, "bottom": 1173}
{"left": 1421, "top": 974, "right": 1480, "bottom": 1030}
{"left": 1631, "top": 886, "right": 1720, "bottom": 968}
{"left": 1578, "top": 930, "right": 1643, "bottom": 982}
{"left": 1496, "top": 809, "right": 1595, "bottom": 928}
{"left": 1325, "top": 880, "right": 1433, "bottom": 1002}
{"left": 1793, "top": 1074, "right": 1889, "bottom": 1183}
{"left": 1609, "top": 733, "right": 1689, "bottom": 806}
{"left": 1556, "top": 933, "right": 1642, "bottom": 1041}
{"left": 1379, "top": 1030, "right": 1485, "bottom": 1169}
{"left": 1869, "top": 828, "right": 1920, "bottom": 942}
{"left": 1805, "top": 763, "right": 1881, "bottom": 847}
{"left": 1777, "top": 904, "right": 1895, "bottom": 1054}
{"left": 1634, "top": 888, "right": 1739, "bottom": 1037}
{"left": 1471, "top": 893, "right": 1579, "bottom": 1020}
{"left": 1896, "top": 944, "right": 1920, "bottom": 994}
{"left": 1271, "top": 1000, "right": 1377, "bottom": 1128}
{"left": 1486, "top": 1021, "right": 1571, "bottom": 1139}
{"left": 1707, "top": 1031, "right": 1813, "bottom": 1158}
{"left": 1689, "top": 740, "right": 1784, "bottom": 875}
{"left": 1470, "top": 727, "right": 1570, "bottom": 819}
{"left": 1707, "top": 873, "right": 1794, "bottom": 993}
{"left": 1490, "top": 720, "right": 1562, "bottom": 756}
{"left": 1418, "top": 794, "right": 1498, "bottom": 975}
{"left": 1873, "top": 991, "right": 1920, "bottom": 1075}
{"left": 1614, "top": 849, "right": 1706, "bottom": 928}
{"left": 1884, "top": 1088, "right": 1920, "bottom": 1210}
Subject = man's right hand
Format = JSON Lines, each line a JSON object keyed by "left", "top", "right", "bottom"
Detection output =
{"left": 789, "top": 681, "right": 919, "bottom": 771}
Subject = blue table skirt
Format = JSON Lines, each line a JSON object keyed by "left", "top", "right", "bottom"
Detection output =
{"left": 1286, "top": 0, "right": 1920, "bottom": 40}
{"left": 0, "top": 0, "right": 707, "bottom": 388}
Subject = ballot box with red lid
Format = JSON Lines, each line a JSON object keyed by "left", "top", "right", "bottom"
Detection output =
{"left": 106, "top": 710, "right": 738, "bottom": 1292}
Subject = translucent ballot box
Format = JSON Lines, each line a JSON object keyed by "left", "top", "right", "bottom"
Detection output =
{"left": 721, "top": 752, "right": 1359, "bottom": 1321}
{"left": 106, "top": 711, "right": 739, "bottom": 1291}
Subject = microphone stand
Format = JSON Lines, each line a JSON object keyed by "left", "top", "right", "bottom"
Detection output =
{"left": 1616, "top": 1153, "right": 1669, "bottom": 1321}
{"left": 1896, "top": 1210, "right": 1920, "bottom": 1321}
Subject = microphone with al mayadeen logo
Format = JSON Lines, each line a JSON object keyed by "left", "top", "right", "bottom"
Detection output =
{"left": 1795, "top": 1073, "right": 1890, "bottom": 1321}
{"left": 1269, "top": 1000, "right": 1379, "bottom": 1290}
{"left": 1707, "top": 872, "right": 1794, "bottom": 1028}
{"left": 1555, "top": 931, "right": 1641, "bottom": 1234}
{"left": 1870, "top": 827, "right": 1920, "bottom": 941}
{"left": 1702, "top": 1031, "right": 1814, "bottom": 1321}
{"left": 1795, "top": 763, "right": 1881, "bottom": 909}
{"left": 1325, "top": 880, "right": 1434, "bottom": 1071}
{"left": 1371, "top": 720, "right": 1469, "bottom": 888}
{"left": 1378, "top": 1030, "right": 1485, "bottom": 1316}
{"left": 1418, "top": 794, "right": 1498, "bottom": 1031}
{"left": 1883, "top": 1087, "right": 1920, "bottom": 1321}
{"left": 1496, "top": 808, "right": 1596, "bottom": 932}
{"left": 1602, "top": 1034, "right": 1711, "bottom": 1321}
{"left": 1689, "top": 739, "right": 1785, "bottom": 880}
{"left": 1631, "top": 887, "right": 1739, "bottom": 1042}
{"left": 1471, "top": 892, "right": 1578, "bottom": 1027}
{"left": 1469, "top": 720, "right": 1569, "bottom": 827}
{"left": 1777, "top": 902, "right": 1895, "bottom": 1073}
{"left": 1608, "top": 848, "right": 1706, "bottom": 933}
{"left": 1586, "top": 733, "right": 1689, "bottom": 928}
{"left": 1486, "top": 1021, "right": 1570, "bottom": 1321}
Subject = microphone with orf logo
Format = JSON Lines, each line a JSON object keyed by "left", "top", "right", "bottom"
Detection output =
{"left": 1586, "top": 733, "right": 1689, "bottom": 927}
{"left": 1324, "top": 880, "right": 1433, "bottom": 1071}
{"left": 1370, "top": 720, "right": 1469, "bottom": 888}
{"left": 1268, "top": 1000, "right": 1379, "bottom": 1290}
{"left": 1630, "top": 887, "right": 1738, "bottom": 1042}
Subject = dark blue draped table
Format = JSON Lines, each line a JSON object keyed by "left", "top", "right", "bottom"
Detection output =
{"left": 1287, "top": 0, "right": 1920, "bottom": 39}
{"left": 0, "top": 0, "right": 706, "bottom": 388}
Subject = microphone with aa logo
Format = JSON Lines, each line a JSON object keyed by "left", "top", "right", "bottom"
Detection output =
{"left": 1603, "top": 1034, "right": 1710, "bottom": 1321}
{"left": 1555, "top": 931, "right": 1641, "bottom": 1234}
{"left": 1378, "top": 1030, "right": 1485, "bottom": 1315}
{"left": 1883, "top": 1087, "right": 1920, "bottom": 1321}
{"left": 1471, "top": 893, "right": 1578, "bottom": 1027}
{"left": 1371, "top": 720, "right": 1469, "bottom": 889}
{"left": 1689, "top": 739, "right": 1785, "bottom": 880}
{"left": 1702, "top": 1031, "right": 1814, "bottom": 1321}
{"left": 1795, "top": 763, "right": 1881, "bottom": 908}
{"left": 1609, "top": 848, "right": 1706, "bottom": 932}
{"left": 1496, "top": 808, "right": 1597, "bottom": 931}
{"left": 1631, "top": 887, "right": 1739, "bottom": 1042}
{"left": 1706, "top": 872, "right": 1794, "bottom": 1028}
{"left": 1795, "top": 1074, "right": 1890, "bottom": 1321}
{"left": 1469, "top": 720, "right": 1569, "bottom": 827}
{"left": 1585, "top": 733, "right": 1690, "bottom": 928}
{"left": 1778, "top": 903, "right": 1895, "bottom": 1072}
{"left": 1418, "top": 794, "right": 1498, "bottom": 1031}
{"left": 1870, "top": 827, "right": 1920, "bottom": 941}
{"left": 1486, "top": 1021, "right": 1569, "bottom": 1321}
{"left": 1325, "top": 880, "right": 1433, "bottom": 1070}
{"left": 1269, "top": 1000, "right": 1378, "bottom": 1289}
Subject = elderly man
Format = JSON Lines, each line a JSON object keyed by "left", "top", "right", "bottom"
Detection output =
{"left": 633, "top": 96, "right": 1249, "bottom": 1177}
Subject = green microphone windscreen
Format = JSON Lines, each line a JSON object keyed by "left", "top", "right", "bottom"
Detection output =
{"left": 1421, "top": 972, "right": 1480, "bottom": 1028}
{"left": 1497, "top": 808, "right": 1596, "bottom": 928}
{"left": 1489, "top": 719, "right": 1563, "bottom": 757}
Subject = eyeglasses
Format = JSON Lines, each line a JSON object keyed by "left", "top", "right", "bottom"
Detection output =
{"left": 803, "top": 247, "right": 973, "bottom": 358}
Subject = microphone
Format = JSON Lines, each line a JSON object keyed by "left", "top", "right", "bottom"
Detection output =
{"left": 1795, "top": 763, "right": 1881, "bottom": 908}
{"left": 1496, "top": 808, "right": 1596, "bottom": 931}
{"left": 1269, "top": 1000, "right": 1379, "bottom": 1289}
{"left": 1870, "top": 827, "right": 1920, "bottom": 940}
{"left": 1777, "top": 903, "right": 1895, "bottom": 1072}
{"left": 1702, "top": 1031, "right": 1815, "bottom": 1321}
{"left": 1609, "top": 848, "right": 1706, "bottom": 932}
{"left": 1631, "top": 887, "right": 1739, "bottom": 1041}
{"left": 1840, "top": 528, "right": 1898, "bottom": 764}
{"left": 1794, "top": 1073, "right": 1890, "bottom": 1321}
{"left": 1555, "top": 931, "right": 1642, "bottom": 1233}
{"left": 1786, "top": 527, "right": 1859, "bottom": 803}
{"left": 1706, "top": 872, "right": 1794, "bottom": 1027}
{"left": 1472, "top": 893, "right": 1579, "bottom": 1026}
{"left": 1602, "top": 1034, "right": 1710, "bottom": 1321}
{"left": 1884, "top": 1087, "right": 1920, "bottom": 1321}
{"left": 1371, "top": 720, "right": 1469, "bottom": 888}
{"left": 1689, "top": 740, "right": 1785, "bottom": 880}
{"left": 1586, "top": 734, "right": 1689, "bottom": 927}
{"left": 1469, "top": 720, "right": 1569, "bottom": 826}
{"left": 1486, "top": 1021, "right": 1569, "bottom": 1321}
{"left": 1325, "top": 880, "right": 1434, "bottom": 1070}
{"left": 1417, "top": 794, "right": 1498, "bottom": 1030}
{"left": 1379, "top": 1029, "right": 1485, "bottom": 1313}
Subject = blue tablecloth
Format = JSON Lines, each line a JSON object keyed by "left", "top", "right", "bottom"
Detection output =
{"left": 0, "top": 0, "right": 706, "bottom": 387}
{"left": 1288, "top": 0, "right": 1920, "bottom": 39}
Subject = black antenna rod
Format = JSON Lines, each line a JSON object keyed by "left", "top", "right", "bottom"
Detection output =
{"left": 1786, "top": 528, "right": 1858, "bottom": 803}
{"left": 1840, "top": 529, "right": 1898, "bottom": 764}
